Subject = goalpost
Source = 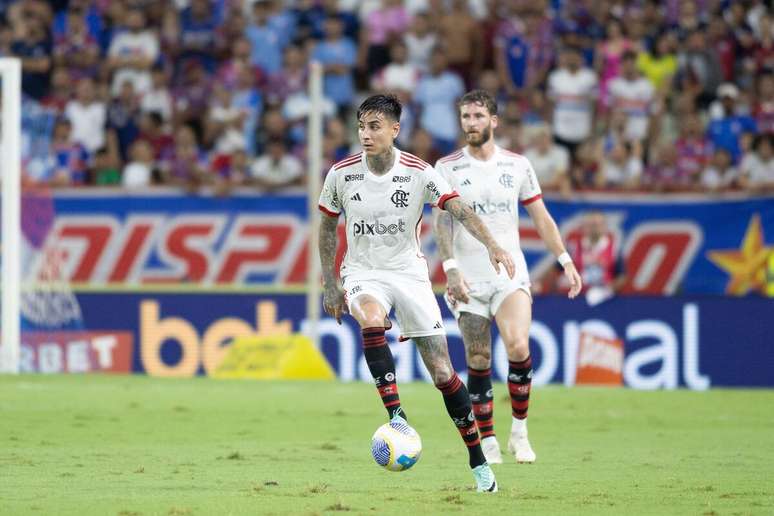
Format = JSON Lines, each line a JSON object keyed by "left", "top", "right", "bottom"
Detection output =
{"left": 305, "top": 61, "right": 324, "bottom": 347}
{"left": 0, "top": 58, "right": 21, "bottom": 374}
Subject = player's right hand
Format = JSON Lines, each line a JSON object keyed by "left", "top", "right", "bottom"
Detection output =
{"left": 323, "top": 284, "right": 348, "bottom": 324}
{"left": 488, "top": 245, "right": 516, "bottom": 279}
{"left": 446, "top": 269, "right": 471, "bottom": 304}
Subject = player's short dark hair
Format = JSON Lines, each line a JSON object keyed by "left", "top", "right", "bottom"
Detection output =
{"left": 458, "top": 89, "right": 498, "bottom": 116}
{"left": 357, "top": 94, "right": 402, "bottom": 123}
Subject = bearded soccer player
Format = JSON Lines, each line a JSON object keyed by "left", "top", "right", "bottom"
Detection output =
{"left": 433, "top": 90, "right": 582, "bottom": 464}
{"left": 318, "top": 94, "right": 515, "bottom": 492}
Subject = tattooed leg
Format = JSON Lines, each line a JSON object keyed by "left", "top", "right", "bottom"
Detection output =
{"left": 459, "top": 313, "right": 496, "bottom": 440}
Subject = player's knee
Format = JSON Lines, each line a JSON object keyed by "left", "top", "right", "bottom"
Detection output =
{"left": 430, "top": 364, "right": 455, "bottom": 386}
{"left": 504, "top": 334, "right": 530, "bottom": 361}
{"left": 358, "top": 314, "right": 386, "bottom": 329}
{"left": 467, "top": 350, "right": 491, "bottom": 370}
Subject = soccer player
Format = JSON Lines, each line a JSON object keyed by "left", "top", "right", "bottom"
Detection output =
{"left": 433, "top": 89, "right": 583, "bottom": 464}
{"left": 318, "top": 94, "right": 515, "bottom": 492}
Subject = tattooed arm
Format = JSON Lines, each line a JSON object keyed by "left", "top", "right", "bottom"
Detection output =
{"left": 432, "top": 207, "right": 470, "bottom": 303}
{"left": 319, "top": 213, "right": 347, "bottom": 323}
{"left": 443, "top": 197, "right": 516, "bottom": 278}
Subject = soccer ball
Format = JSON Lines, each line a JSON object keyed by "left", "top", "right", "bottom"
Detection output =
{"left": 370, "top": 419, "right": 422, "bottom": 472}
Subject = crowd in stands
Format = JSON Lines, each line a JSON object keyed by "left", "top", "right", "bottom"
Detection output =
{"left": 1, "top": 0, "right": 773, "bottom": 194}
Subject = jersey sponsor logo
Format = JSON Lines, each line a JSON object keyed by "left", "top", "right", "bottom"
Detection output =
{"left": 499, "top": 174, "right": 515, "bottom": 188}
{"left": 471, "top": 199, "right": 515, "bottom": 215}
{"left": 392, "top": 176, "right": 411, "bottom": 183}
{"left": 390, "top": 189, "right": 410, "bottom": 208}
{"left": 345, "top": 173, "right": 364, "bottom": 182}
{"left": 425, "top": 181, "right": 441, "bottom": 199}
{"left": 353, "top": 219, "right": 407, "bottom": 236}
{"left": 350, "top": 193, "right": 362, "bottom": 201}
{"left": 452, "top": 163, "right": 471, "bottom": 171}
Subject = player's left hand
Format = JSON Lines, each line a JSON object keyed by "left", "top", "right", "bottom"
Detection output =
{"left": 564, "top": 263, "right": 582, "bottom": 299}
{"left": 488, "top": 245, "right": 515, "bottom": 279}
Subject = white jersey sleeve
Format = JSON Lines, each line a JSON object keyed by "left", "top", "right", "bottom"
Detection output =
{"left": 421, "top": 164, "right": 459, "bottom": 209}
{"left": 518, "top": 157, "right": 543, "bottom": 204}
{"left": 318, "top": 166, "right": 341, "bottom": 217}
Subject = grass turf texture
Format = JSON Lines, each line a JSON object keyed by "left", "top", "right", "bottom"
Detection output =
{"left": 1, "top": 376, "right": 773, "bottom": 515}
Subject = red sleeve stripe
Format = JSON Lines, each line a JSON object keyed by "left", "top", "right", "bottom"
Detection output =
{"left": 333, "top": 153, "right": 362, "bottom": 170}
{"left": 438, "top": 192, "right": 460, "bottom": 210}
{"left": 439, "top": 151, "right": 464, "bottom": 163}
{"left": 318, "top": 205, "right": 340, "bottom": 217}
{"left": 520, "top": 194, "right": 542, "bottom": 205}
{"left": 399, "top": 158, "right": 427, "bottom": 171}
{"left": 400, "top": 152, "right": 430, "bottom": 168}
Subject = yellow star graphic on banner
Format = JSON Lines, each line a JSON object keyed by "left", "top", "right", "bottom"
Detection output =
{"left": 707, "top": 214, "right": 774, "bottom": 295}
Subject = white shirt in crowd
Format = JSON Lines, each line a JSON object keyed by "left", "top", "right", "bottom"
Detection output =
{"left": 404, "top": 32, "right": 437, "bottom": 72}
{"left": 108, "top": 30, "right": 160, "bottom": 97}
{"left": 701, "top": 165, "right": 739, "bottom": 190}
{"left": 251, "top": 153, "right": 304, "bottom": 186}
{"left": 524, "top": 145, "right": 569, "bottom": 186}
{"left": 436, "top": 146, "right": 541, "bottom": 283}
{"left": 548, "top": 67, "right": 598, "bottom": 143}
{"left": 141, "top": 87, "right": 173, "bottom": 121}
{"left": 603, "top": 157, "right": 643, "bottom": 186}
{"left": 65, "top": 100, "right": 106, "bottom": 153}
{"left": 608, "top": 76, "right": 655, "bottom": 142}
{"left": 122, "top": 162, "right": 152, "bottom": 188}
{"left": 372, "top": 62, "right": 420, "bottom": 92}
{"left": 740, "top": 153, "right": 774, "bottom": 186}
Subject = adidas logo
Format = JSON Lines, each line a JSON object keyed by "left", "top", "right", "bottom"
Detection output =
{"left": 433, "top": 321, "right": 443, "bottom": 329}
{"left": 350, "top": 193, "right": 362, "bottom": 201}
{"left": 461, "top": 179, "right": 472, "bottom": 186}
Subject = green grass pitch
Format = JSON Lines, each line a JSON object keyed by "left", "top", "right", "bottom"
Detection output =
{"left": 1, "top": 375, "right": 773, "bottom": 515}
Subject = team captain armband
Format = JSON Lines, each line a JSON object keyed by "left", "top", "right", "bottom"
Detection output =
{"left": 557, "top": 252, "right": 573, "bottom": 267}
{"left": 438, "top": 192, "right": 460, "bottom": 210}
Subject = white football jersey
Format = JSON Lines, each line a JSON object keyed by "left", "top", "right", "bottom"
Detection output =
{"left": 319, "top": 148, "right": 459, "bottom": 279}
{"left": 436, "top": 146, "right": 542, "bottom": 282}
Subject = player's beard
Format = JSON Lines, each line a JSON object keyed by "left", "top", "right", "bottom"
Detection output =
{"left": 465, "top": 123, "right": 492, "bottom": 147}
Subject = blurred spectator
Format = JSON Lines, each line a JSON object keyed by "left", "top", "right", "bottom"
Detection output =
{"left": 674, "top": 114, "right": 711, "bottom": 183}
{"left": 414, "top": 48, "right": 465, "bottom": 155}
{"left": 565, "top": 210, "right": 626, "bottom": 294}
{"left": 524, "top": 124, "right": 570, "bottom": 195}
{"left": 754, "top": 72, "right": 774, "bottom": 134}
{"left": 676, "top": 30, "right": 722, "bottom": 107}
{"left": 701, "top": 148, "right": 739, "bottom": 192}
{"left": 41, "top": 66, "right": 71, "bottom": 113}
{"left": 105, "top": 80, "right": 141, "bottom": 163}
{"left": 408, "top": 127, "right": 441, "bottom": 165}
{"left": 266, "top": 44, "right": 308, "bottom": 105}
{"left": 636, "top": 31, "right": 677, "bottom": 94}
{"left": 204, "top": 83, "right": 247, "bottom": 155}
{"left": 29, "top": 118, "right": 89, "bottom": 186}
{"left": 706, "top": 16, "right": 736, "bottom": 83}
{"left": 214, "top": 5, "right": 248, "bottom": 60}
{"left": 65, "top": 77, "right": 106, "bottom": 154}
{"left": 137, "top": 111, "right": 174, "bottom": 162}
{"left": 217, "top": 36, "right": 260, "bottom": 91}
{"left": 178, "top": 0, "right": 218, "bottom": 72}
{"left": 52, "top": 6, "right": 99, "bottom": 80}
{"left": 739, "top": 134, "right": 774, "bottom": 193}
{"left": 598, "top": 139, "right": 643, "bottom": 190}
{"left": 403, "top": 11, "right": 436, "bottom": 73}
{"left": 250, "top": 137, "right": 304, "bottom": 191}
{"left": 644, "top": 143, "right": 693, "bottom": 192}
{"left": 371, "top": 40, "right": 419, "bottom": 94}
{"left": 595, "top": 18, "right": 635, "bottom": 108}
{"left": 707, "top": 83, "right": 758, "bottom": 164}
{"left": 11, "top": 16, "right": 52, "bottom": 100}
{"left": 0, "top": 21, "right": 12, "bottom": 56}
{"left": 122, "top": 139, "right": 155, "bottom": 188}
{"left": 172, "top": 59, "right": 212, "bottom": 137}
{"left": 608, "top": 50, "right": 656, "bottom": 143}
{"left": 438, "top": 0, "right": 482, "bottom": 88}
{"left": 140, "top": 67, "right": 173, "bottom": 122}
{"left": 312, "top": 15, "right": 357, "bottom": 116}
{"left": 246, "top": 0, "right": 285, "bottom": 76}
{"left": 161, "top": 124, "right": 207, "bottom": 192}
{"left": 547, "top": 45, "right": 598, "bottom": 159}
{"left": 106, "top": 9, "right": 159, "bottom": 97}
{"left": 495, "top": 5, "right": 554, "bottom": 94}
{"left": 357, "top": 0, "right": 411, "bottom": 81}
{"left": 323, "top": 116, "right": 351, "bottom": 165}
{"left": 92, "top": 147, "right": 121, "bottom": 186}
{"left": 211, "top": 148, "right": 250, "bottom": 196}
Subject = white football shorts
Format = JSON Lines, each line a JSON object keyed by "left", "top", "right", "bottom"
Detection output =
{"left": 342, "top": 271, "right": 446, "bottom": 338}
{"left": 444, "top": 276, "right": 532, "bottom": 320}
